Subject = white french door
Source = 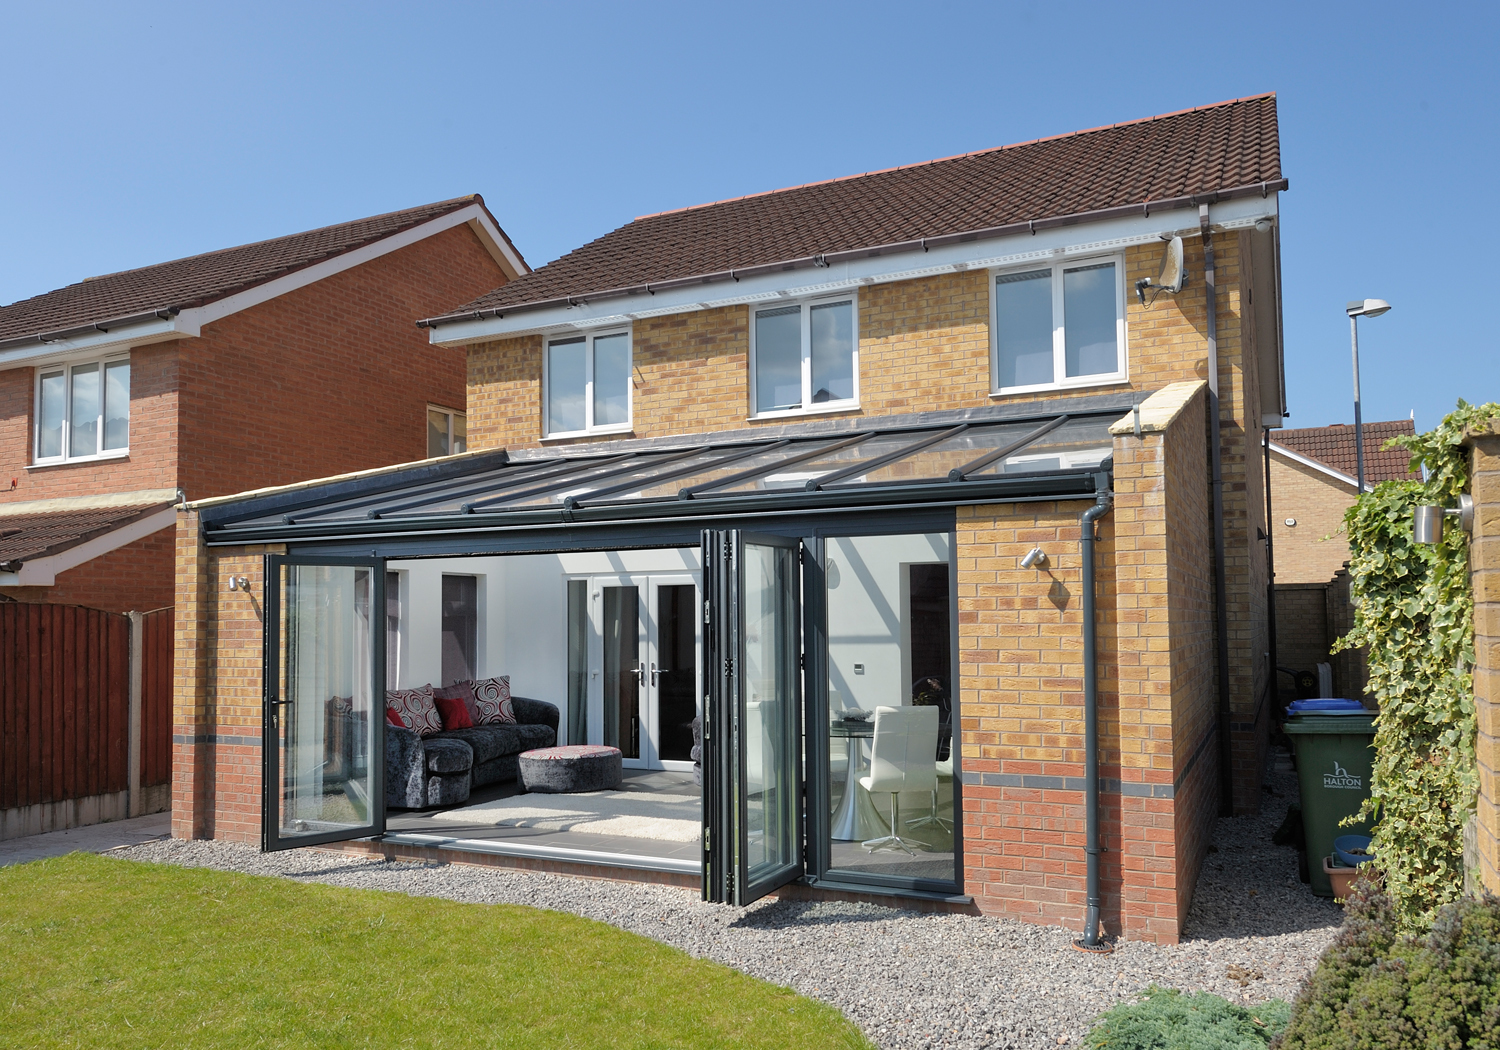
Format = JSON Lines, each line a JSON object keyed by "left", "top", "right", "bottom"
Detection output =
{"left": 578, "top": 573, "right": 701, "bottom": 770}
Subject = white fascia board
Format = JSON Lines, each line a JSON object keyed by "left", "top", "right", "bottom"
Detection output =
{"left": 0, "top": 505, "right": 176, "bottom": 587}
{"left": 181, "top": 203, "right": 526, "bottom": 332}
{"left": 429, "top": 193, "right": 1278, "bottom": 347}
{"left": 0, "top": 316, "right": 197, "bottom": 371}
{"left": 1269, "top": 441, "right": 1364, "bottom": 491}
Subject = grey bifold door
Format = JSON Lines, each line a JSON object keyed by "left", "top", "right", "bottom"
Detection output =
{"left": 702, "top": 531, "right": 803, "bottom": 905}
{"left": 263, "top": 555, "right": 385, "bottom": 851}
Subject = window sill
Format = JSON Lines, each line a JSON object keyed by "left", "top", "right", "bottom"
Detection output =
{"left": 540, "top": 427, "right": 635, "bottom": 443}
{"left": 990, "top": 376, "right": 1130, "bottom": 398}
{"left": 748, "top": 402, "right": 861, "bottom": 423}
{"left": 26, "top": 450, "right": 130, "bottom": 470}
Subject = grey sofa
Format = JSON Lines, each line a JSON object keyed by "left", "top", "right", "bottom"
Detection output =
{"left": 386, "top": 695, "right": 559, "bottom": 810}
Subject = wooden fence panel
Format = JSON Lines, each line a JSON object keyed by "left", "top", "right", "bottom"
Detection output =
{"left": 0, "top": 603, "right": 131, "bottom": 810}
{"left": 140, "top": 608, "right": 173, "bottom": 788}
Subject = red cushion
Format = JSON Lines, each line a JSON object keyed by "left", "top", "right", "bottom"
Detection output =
{"left": 385, "top": 707, "right": 407, "bottom": 729}
{"left": 433, "top": 694, "right": 475, "bottom": 730}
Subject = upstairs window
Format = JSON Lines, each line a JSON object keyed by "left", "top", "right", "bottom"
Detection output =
{"left": 35, "top": 355, "right": 130, "bottom": 463}
{"left": 428, "top": 406, "right": 467, "bottom": 457}
{"left": 991, "top": 256, "right": 1126, "bottom": 394}
{"left": 546, "top": 329, "right": 631, "bottom": 437}
{"left": 751, "top": 295, "right": 858, "bottom": 416}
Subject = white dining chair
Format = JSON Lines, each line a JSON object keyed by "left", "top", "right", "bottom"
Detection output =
{"left": 858, "top": 705, "right": 939, "bottom": 854}
{"left": 907, "top": 754, "right": 953, "bottom": 833}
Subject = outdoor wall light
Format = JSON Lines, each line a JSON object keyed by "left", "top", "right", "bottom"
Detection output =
{"left": 1413, "top": 495, "right": 1473, "bottom": 545}
{"left": 226, "top": 575, "right": 251, "bottom": 593}
{"left": 1020, "top": 547, "right": 1048, "bottom": 569}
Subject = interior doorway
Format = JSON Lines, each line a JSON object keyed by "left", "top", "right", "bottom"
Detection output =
{"left": 571, "top": 573, "right": 701, "bottom": 771}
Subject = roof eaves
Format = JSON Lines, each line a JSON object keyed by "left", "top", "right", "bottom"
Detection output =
{"left": 418, "top": 177, "right": 1288, "bottom": 329}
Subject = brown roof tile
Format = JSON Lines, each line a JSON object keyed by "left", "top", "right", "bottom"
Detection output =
{"left": 1275, "top": 420, "right": 1420, "bottom": 483}
{"left": 0, "top": 196, "right": 517, "bottom": 346}
{"left": 0, "top": 502, "right": 172, "bottom": 567}
{"left": 430, "top": 94, "right": 1282, "bottom": 322}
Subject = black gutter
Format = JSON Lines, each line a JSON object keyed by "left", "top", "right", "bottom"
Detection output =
{"left": 418, "top": 180, "right": 1288, "bottom": 329}
{"left": 203, "top": 470, "right": 1107, "bottom": 546}
{"left": 1202, "top": 205, "right": 1234, "bottom": 818}
{"left": 1074, "top": 484, "right": 1114, "bottom": 953}
{"left": 0, "top": 307, "right": 182, "bottom": 354}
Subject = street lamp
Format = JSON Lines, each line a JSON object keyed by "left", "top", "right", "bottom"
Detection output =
{"left": 1346, "top": 298, "right": 1392, "bottom": 492}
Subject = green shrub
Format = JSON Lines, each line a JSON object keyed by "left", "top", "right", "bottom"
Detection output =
{"left": 1085, "top": 987, "right": 1290, "bottom": 1050}
{"left": 1276, "top": 879, "right": 1500, "bottom": 1049}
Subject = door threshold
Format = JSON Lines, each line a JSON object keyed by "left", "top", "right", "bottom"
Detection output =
{"left": 379, "top": 830, "right": 702, "bottom": 876}
{"left": 798, "top": 876, "right": 974, "bottom": 907}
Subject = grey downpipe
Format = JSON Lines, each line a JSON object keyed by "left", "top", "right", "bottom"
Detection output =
{"left": 1075, "top": 488, "right": 1114, "bottom": 952}
{"left": 1201, "top": 206, "right": 1234, "bottom": 819}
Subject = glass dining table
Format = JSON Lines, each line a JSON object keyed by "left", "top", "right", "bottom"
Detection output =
{"left": 828, "top": 717, "right": 889, "bottom": 841}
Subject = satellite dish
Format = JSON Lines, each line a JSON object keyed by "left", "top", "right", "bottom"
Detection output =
{"left": 1135, "top": 235, "right": 1187, "bottom": 304}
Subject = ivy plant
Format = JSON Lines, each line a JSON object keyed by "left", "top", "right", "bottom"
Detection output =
{"left": 1335, "top": 400, "right": 1498, "bottom": 928}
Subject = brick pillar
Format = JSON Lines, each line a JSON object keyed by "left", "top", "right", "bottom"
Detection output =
{"left": 1468, "top": 427, "right": 1500, "bottom": 893}
{"left": 172, "top": 508, "right": 214, "bottom": 839}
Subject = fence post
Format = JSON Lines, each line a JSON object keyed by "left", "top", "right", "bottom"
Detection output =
{"left": 128, "top": 610, "right": 143, "bottom": 818}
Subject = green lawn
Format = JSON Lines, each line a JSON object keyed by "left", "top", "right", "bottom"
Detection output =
{"left": 0, "top": 853, "right": 873, "bottom": 1050}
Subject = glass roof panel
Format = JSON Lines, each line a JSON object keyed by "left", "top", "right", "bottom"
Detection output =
{"left": 478, "top": 448, "right": 733, "bottom": 508}
{"left": 821, "top": 420, "right": 1054, "bottom": 487}
{"left": 643, "top": 438, "right": 850, "bottom": 498}
{"left": 715, "top": 431, "right": 930, "bottom": 492}
{"left": 966, "top": 416, "right": 1115, "bottom": 476}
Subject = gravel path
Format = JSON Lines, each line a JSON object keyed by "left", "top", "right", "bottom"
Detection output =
{"left": 114, "top": 769, "right": 1340, "bottom": 1050}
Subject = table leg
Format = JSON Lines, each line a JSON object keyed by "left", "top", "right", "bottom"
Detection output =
{"left": 829, "top": 736, "right": 888, "bottom": 841}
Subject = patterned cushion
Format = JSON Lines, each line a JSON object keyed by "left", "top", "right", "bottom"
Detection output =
{"left": 471, "top": 675, "right": 515, "bottom": 725}
{"left": 387, "top": 685, "right": 441, "bottom": 738}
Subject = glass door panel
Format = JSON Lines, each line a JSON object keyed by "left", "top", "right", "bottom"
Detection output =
{"left": 601, "top": 584, "right": 643, "bottom": 761}
{"left": 264, "top": 556, "right": 384, "bottom": 851}
{"left": 702, "top": 530, "right": 803, "bottom": 905}
{"left": 652, "top": 580, "right": 699, "bottom": 767}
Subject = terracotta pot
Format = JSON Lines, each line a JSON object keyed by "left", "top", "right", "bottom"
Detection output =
{"left": 1324, "top": 856, "right": 1358, "bottom": 900}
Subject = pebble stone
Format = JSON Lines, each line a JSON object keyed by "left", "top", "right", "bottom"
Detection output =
{"left": 115, "top": 771, "right": 1341, "bottom": 1050}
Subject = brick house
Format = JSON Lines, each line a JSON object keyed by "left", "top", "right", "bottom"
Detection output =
{"left": 174, "top": 95, "right": 1289, "bottom": 944}
{"left": 1269, "top": 420, "right": 1418, "bottom": 701}
{"left": 0, "top": 197, "right": 526, "bottom": 613}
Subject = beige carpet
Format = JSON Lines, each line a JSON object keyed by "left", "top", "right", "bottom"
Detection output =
{"left": 427, "top": 790, "right": 702, "bottom": 842}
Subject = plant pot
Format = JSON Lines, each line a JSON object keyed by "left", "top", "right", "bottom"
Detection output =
{"left": 1324, "top": 856, "right": 1358, "bottom": 900}
{"left": 1334, "top": 834, "right": 1374, "bottom": 868}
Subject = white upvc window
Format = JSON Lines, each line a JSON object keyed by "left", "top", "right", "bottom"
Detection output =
{"left": 34, "top": 355, "right": 131, "bottom": 464}
{"left": 427, "top": 406, "right": 467, "bottom": 457}
{"left": 990, "top": 254, "right": 1127, "bottom": 395}
{"left": 750, "top": 294, "right": 859, "bottom": 418}
{"left": 545, "top": 328, "right": 632, "bottom": 437}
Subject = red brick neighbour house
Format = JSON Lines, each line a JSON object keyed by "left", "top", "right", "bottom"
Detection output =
{"left": 176, "top": 96, "right": 1289, "bottom": 944}
{"left": 0, "top": 198, "right": 526, "bottom": 833}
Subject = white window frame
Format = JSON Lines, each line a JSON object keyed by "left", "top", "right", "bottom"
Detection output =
{"left": 32, "top": 353, "right": 131, "bottom": 465}
{"left": 427, "top": 404, "right": 467, "bottom": 458}
{"left": 748, "top": 292, "right": 860, "bottom": 420}
{"left": 543, "top": 326, "right": 633, "bottom": 439}
{"left": 989, "top": 253, "right": 1128, "bottom": 396}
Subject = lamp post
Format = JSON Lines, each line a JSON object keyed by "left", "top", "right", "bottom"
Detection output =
{"left": 1346, "top": 298, "right": 1392, "bottom": 492}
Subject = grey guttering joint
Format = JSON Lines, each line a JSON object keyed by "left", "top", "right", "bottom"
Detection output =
{"left": 0, "top": 307, "right": 182, "bottom": 354}
{"left": 416, "top": 179, "right": 1289, "bottom": 329}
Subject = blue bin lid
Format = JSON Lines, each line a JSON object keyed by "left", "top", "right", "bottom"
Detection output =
{"left": 1286, "top": 698, "right": 1369, "bottom": 716}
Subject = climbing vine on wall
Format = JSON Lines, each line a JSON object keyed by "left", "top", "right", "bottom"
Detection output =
{"left": 1336, "top": 401, "right": 1498, "bottom": 928}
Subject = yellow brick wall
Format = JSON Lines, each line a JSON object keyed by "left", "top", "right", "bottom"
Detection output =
{"left": 1468, "top": 429, "right": 1500, "bottom": 894}
{"left": 1269, "top": 454, "right": 1357, "bottom": 583}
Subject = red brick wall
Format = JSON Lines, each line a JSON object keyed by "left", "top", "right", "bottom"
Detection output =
{"left": 0, "top": 526, "right": 175, "bottom": 614}
{"left": 176, "top": 222, "right": 500, "bottom": 502}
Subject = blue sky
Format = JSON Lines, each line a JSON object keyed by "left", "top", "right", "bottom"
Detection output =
{"left": 1, "top": 1, "right": 1495, "bottom": 431}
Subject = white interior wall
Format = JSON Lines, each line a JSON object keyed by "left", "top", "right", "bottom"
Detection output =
{"left": 824, "top": 533, "right": 950, "bottom": 713}
{"left": 388, "top": 547, "right": 700, "bottom": 745}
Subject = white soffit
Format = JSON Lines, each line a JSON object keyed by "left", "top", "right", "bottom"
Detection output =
{"left": 429, "top": 193, "right": 1278, "bottom": 347}
{"left": 0, "top": 504, "right": 177, "bottom": 587}
{"left": 0, "top": 203, "right": 527, "bottom": 372}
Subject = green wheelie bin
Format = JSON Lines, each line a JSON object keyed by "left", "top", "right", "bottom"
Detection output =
{"left": 1283, "top": 710, "right": 1377, "bottom": 897}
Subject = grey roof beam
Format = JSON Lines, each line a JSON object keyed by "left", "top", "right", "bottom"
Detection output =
{"left": 567, "top": 440, "right": 790, "bottom": 507}
{"left": 811, "top": 425, "right": 970, "bottom": 491}
{"left": 678, "top": 433, "right": 872, "bottom": 499}
{"left": 371, "top": 454, "right": 637, "bottom": 520}
{"left": 462, "top": 446, "right": 710, "bottom": 513}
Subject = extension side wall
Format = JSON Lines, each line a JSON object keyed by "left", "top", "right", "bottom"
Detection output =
{"left": 1469, "top": 431, "right": 1500, "bottom": 893}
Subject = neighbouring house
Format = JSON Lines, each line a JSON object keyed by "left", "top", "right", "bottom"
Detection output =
{"left": 1269, "top": 420, "right": 1418, "bottom": 701}
{"left": 0, "top": 197, "right": 527, "bottom": 837}
{"left": 0, "top": 196, "right": 525, "bottom": 611}
{"left": 175, "top": 94, "right": 1289, "bottom": 944}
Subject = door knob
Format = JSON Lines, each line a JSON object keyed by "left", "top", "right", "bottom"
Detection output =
{"left": 651, "top": 663, "right": 659, "bottom": 686}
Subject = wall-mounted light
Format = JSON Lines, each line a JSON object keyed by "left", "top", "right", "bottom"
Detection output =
{"left": 1413, "top": 495, "right": 1473, "bottom": 545}
{"left": 226, "top": 576, "right": 251, "bottom": 592}
{"left": 1020, "top": 547, "right": 1048, "bottom": 570}
{"left": 1284, "top": 518, "right": 1298, "bottom": 528}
